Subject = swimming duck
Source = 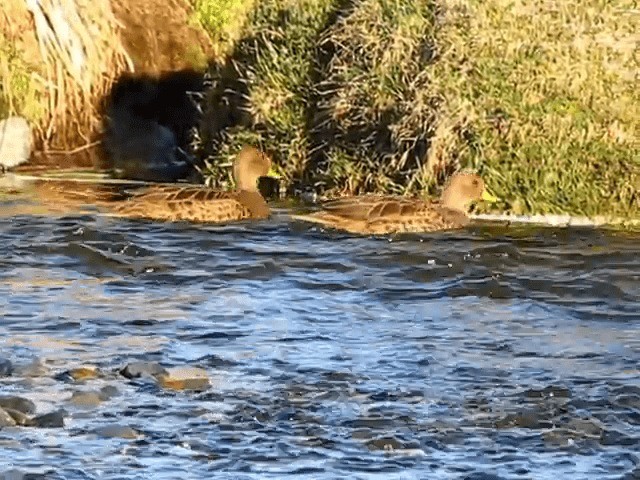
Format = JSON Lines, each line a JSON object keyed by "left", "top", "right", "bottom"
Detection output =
{"left": 112, "top": 146, "right": 279, "bottom": 223}
{"left": 291, "top": 172, "right": 498, "bottom": 235}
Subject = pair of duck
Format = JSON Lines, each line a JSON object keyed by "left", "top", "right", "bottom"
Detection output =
{"left": 112, "top": 146, "right": 498, "bottom": 234}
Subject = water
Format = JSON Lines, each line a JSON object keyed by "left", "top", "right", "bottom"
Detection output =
{"left": 1, "top": 193, "right": 639, "bottom": 479}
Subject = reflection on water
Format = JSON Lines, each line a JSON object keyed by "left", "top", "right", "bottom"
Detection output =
{"left": 0, "top": 183, "right": 639, "bottom": 479}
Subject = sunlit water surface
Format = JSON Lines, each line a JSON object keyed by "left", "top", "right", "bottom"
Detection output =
{"left": 0, "top": 198, "right": 639, "bottom": 479}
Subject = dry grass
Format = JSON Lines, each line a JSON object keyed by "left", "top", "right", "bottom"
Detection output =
{"left": 0, "top": 0, "right": 132, "bottom": 151}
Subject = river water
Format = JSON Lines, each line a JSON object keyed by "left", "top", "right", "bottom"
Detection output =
{"left": 0, "top": 187, "right": 639, "bottom": 479}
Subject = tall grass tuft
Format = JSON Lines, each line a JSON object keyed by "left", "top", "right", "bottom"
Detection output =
{"left": 198, "top": 0, "right": 347, "bottom": 190}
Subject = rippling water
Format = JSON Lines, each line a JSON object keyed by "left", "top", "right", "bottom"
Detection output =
{"left": 1, "top": 191, "right": 639, "bottom": 479}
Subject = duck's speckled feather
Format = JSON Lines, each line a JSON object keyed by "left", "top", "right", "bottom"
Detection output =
{"left": 113, "top": 185, "right": 269, "bottom": 223}
{"left": 292, "top": 195, "right": 470, "bottom": 234}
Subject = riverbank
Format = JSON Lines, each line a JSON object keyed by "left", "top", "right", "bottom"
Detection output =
{"left": 2, "top": 0, "right": 638, "bottom": 217}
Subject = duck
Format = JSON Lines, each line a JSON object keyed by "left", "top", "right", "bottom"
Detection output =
{"left": 111, "top": 146, "right": 279, "bottom": 223}
{"left": 290, "top": 171, "right": 498, "bottom": 235}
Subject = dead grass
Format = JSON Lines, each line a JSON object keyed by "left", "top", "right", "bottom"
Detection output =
{"left": 1, "top": 0, "right": 132, "bottom": 152}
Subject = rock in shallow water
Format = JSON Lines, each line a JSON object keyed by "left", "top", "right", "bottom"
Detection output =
{"left": 69, "top": 391, "right": 103, "bottom": 409}
{"left": 0, "top": 396, "right": 36, "bottom": 415}
{"left": 31, "top": 410, "right": 66, "bottom": 428}
{"left": 94, "top": 424, "right": 140, "bottom": 439}
{"left": 3, "top": 408, "right": 31, "bottom": 426}
{"left": 120, "top": 361, "right": 168, "bottom": 379}
{"left": 0, "top": 116, "right": 31, "bottom": 171}
{"left": 0, "top": 408, "right": 17, "bottom": 427}
{"left": 157, "top": 366, "right": 211, "bottom": 391}
{"left": 57, "top": 365, "right": 101, "bottom": 382}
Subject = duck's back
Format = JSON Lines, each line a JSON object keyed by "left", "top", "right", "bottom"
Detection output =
{"left": 300, "top": 194, "right": 470, "bottom": 234}
{"left": 113, "top": 185, "right": 262, "bottom": 223}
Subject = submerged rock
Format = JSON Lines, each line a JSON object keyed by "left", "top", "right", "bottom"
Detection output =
{"left": 69, "top": 385, "right": 119, "bottom": 408}
{"left": 94, "top": 424, "right": 141, "bottom": 439}
{"left": 0, "top": 469, "right": 50, "bottom": 480}
{"left": 0, "top": 358, "right": 12, "bottom": 377}
{"left": 0, "top": 116, "right": 32, "bottom": 172}
{"left": 99, "top": 385, "right": 120, "bottom": 400}
{"left": 69, "top": 391, "right": 104, "bottom": 409}
{"left": 157, "top": 366, "right": 211, "bottom": 391}
{"left": 12, "top": 359, "right": 49, "bottom": 378}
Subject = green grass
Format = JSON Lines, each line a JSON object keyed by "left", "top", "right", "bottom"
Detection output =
{"left": 0, "top": 34, "right": 44, "bottom": 123}
{"left": 427, "top": 0, "right": 640, "bottom": 216}
{"left": 195, "top": 0, "right": 347, "bottom": 189}
{"left": 190, "top": 0, "right": 257, "bottom": 58}
{"left": 174, "top": 0, "right": 640, "bottom": 218}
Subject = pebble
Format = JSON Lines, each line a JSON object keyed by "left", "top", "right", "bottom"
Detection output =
{"left": 120, "top": 361, "right": 168, "bottom": 379}
{"left": 156, "top": 366, "right": 211, "bottom": 391}
{"left": 0, "top": 408, "right": 17, "bottom": 427}
{"left": 0, "top": 396, "right": 36, "bottom": 415}
{"left": 0, "top": 116, "right": 32, "bottom": 171}
{"left": 69, "top": 391, "right": 103, "bottom": 409}
{"left": 61, "top": 366, "right": 101, "bottom": 382}
{"left": 94, "top": 424, "right": 140, "bottom": 439}
{"left": 31, "top": 410, "right": 66, "bottom": 428}
{"left": 13, "top": 359, "right": 49, "bottom": 378}
{"left": 3, "top": 408, "right": 31, "bottom": 426}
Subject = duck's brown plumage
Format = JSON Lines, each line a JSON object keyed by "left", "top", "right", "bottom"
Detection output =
{"left": 112, "top": 184, "right": 270, "bottom": 223}
{"left": 111, "top": 146, "right": 277, "bottom": 223}
{"left": 291, "top": 172, "right": 497, "bottom": 235}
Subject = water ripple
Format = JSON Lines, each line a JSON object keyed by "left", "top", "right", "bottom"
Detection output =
{"left": 0, "top": 208, "right": 639, "bottom": 479}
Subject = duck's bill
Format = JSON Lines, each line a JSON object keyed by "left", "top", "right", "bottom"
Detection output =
{"left": 481, "top": 189, "right": 499, "bottom": 203}
{"left": 267, "top": 167, "right": 281, "bottom": 179}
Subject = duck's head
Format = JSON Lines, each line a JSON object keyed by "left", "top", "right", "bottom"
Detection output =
{"left": 233, "top": 146, "right": 280, "bottom": 191}
{"left": 440, "top": 172, "right": 498, "bottom": 213}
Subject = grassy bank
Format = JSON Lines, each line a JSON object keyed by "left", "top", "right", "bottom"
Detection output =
{"left": 3, "top": 0, "right": 637, "bottom": 217}
{"left": 193, "top": 0, "right": 639, "bottom": 216}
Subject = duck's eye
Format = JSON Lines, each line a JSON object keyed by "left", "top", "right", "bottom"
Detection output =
{"left": 472, "top": 179, "right": 479, "bottom": 187}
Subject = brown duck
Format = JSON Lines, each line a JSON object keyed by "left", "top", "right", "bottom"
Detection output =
{"left": 291, "top": 172, "right": 498, "bottom": 235}
{"left": 111, "top": 146, "right": 279, "bottom": 223}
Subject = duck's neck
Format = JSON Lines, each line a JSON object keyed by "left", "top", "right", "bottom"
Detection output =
{"left": 237, "top": 190, "right": 269, "bottom": 218}
{"left": 440, "top": 189, "right": 469, "bottom": 214}
{"left": 236, "top": 177, "right": 259, "bottom": 191}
